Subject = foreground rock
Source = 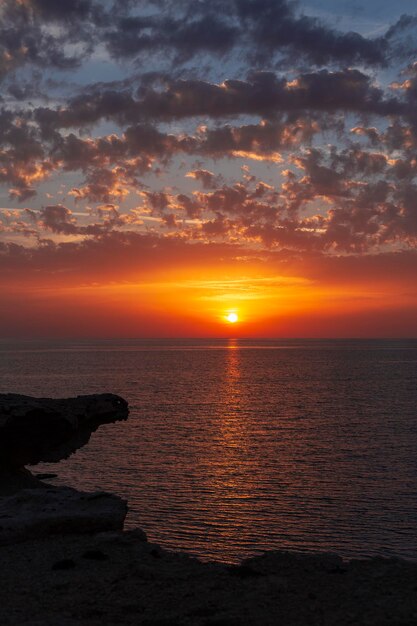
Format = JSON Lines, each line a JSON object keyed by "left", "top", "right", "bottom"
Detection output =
{"left": 0, "top": 531, "right": 416, "bottom": 625}
{"left": 0, "top": 393, "right": 128, "bottom": 469}
{"left": 0, "top": 393, "right": 129, "bottom": 541}
{"left": 0, "top": 467, "right": 46, "bottom": 496}
{"left": 0, "top": 487, "right": 127, "bottom": 545}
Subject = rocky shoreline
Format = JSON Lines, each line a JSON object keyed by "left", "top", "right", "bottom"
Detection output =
{"left": 3, "top": 529, "right": 417, "bottom": 625}
{"left": 1, "top": 393, "right": 416, "bottom": 625}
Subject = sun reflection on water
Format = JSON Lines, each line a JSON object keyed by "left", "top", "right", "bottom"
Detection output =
{"left": 13, "top": 338, "right": 417, "bottom": 563}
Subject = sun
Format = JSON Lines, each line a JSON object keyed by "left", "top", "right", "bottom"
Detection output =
{"left": 226, "top": 312, "right": 238, "bottom": 323}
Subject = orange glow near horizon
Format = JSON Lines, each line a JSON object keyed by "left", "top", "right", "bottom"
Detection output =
{"left": 2, "top": 260, "right": 417, "bottom": 338}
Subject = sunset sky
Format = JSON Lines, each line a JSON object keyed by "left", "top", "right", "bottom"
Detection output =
{"left": 1, "top": 0, "right": 417, "bottom": 337}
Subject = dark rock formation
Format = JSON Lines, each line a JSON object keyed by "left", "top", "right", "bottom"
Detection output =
{"left": 0, "top": 532, "right": 416, "bottom": 625}
{"left": 0, "top": 393, "right": 129, "bottom": 541}
{"left": 0, "top": 467, "right": 45, "bottom": 496}
{"left": 0, "top": 487, "right": 128, "bottom": 545}
{"left": 0, "top": 393, "right": 128, "bottom": 468}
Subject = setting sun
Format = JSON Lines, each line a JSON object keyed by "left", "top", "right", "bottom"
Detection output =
{"left": 226, "top": 313, "right": 238, "bottom": 323}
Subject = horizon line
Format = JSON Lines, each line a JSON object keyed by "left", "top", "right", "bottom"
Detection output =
{"left": 1, "top": 336, "right": 417, "bottom": 342}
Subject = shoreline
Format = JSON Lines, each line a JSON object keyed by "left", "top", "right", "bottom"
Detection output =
{"left": 2, "top": 392, "right": 415, "bottom": 624}
{"left": 2, "top": 528, "right": 417, "bottom": 625}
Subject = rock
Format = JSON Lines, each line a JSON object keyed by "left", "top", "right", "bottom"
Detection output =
{"left": 35, "top": 473, "right": 58, "bottom": 480}
{"left": 0, "top": 393, "right": 128, "bottom": 468}
{"left": 52, "top": 559, "right": 76, "bottom": 571}
{"left": 227, "top": 564, "right": 262, "bottom": 578}
{"left": 0, "top": 487, "right": 128, "bottom": 545}
{"left": 0, "top": 393, "right": 129, "bottom": 546}
{"left": 81, "top": 549, "right": 108, "bottom": 561}
{"left": 0, "top": 467, "right": 45, "bottom": 496}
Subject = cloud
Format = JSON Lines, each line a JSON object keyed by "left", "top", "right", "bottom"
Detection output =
{"left": 28, "top": 204, "right": 78, "bottom": 235}
{"left": 33, "top": 70, "right": 403, "bottom": 130}
{"left": 1, "top": 228, "right": 416, "bottom": 303}
{"left": 0, "top": 0, "right": 414, "bottom": 89}
{"left": 105, "top": 12, "right": 238, "bottom": 62}
{"left": 234, "top": 0, "right": 387, "bottom": 66}
{"left": 0, "top": 229, "right": 247, "bottom": 285}
{"left": 0, "top": 1, "right": 416, "bottom": 277}
{"left": 186, "top": 169, "right": 224, "bottom": 189}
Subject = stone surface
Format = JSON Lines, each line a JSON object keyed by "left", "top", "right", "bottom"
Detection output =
{"left": 0, "top": 393, "right": 129, "bottom": 546}
{"left": 0, "top": 393, "right": 128, "bottom": 468}
{"left": 0, "top": 531, "right": 416, "bottom": 625}
{"left": 0, "top": 487, "right": 128, "bottom": 545}
{"left": 0, "top": 467, "right": 45, "bottom": 496}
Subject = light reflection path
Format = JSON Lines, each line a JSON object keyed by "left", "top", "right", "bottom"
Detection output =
{"left": 198, "top": 338, "right": 266, "bottom": 559}
{"left": 4, "top": 338, "right": 417, "bottom": 563}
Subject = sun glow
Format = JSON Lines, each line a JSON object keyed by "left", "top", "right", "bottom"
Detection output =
{"left": 226, "top": 312, "right": 238, "bottom": 323}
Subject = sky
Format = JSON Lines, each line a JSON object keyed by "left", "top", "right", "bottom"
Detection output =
{"left": 0, "top": 0, "right": 417, "bottom": 338}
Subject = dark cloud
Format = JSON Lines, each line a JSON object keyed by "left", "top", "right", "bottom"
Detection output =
{"left": 0, "top": 0, "right": 96, "bottom": 80}
{"left": 0, "top": 229, "right": 246, "bottom": 284}
{"left": 234, "top": 0, "right": 387, "bottom": 66}
{"left": 27, "top": 0, "right": 99, "bottom": 23}
{"left": 30, "top": 204, "right": 78, "bottom": 235}
{"left": 31, "top": 70, "right": 403, "bottom": 134}
{"left": 25, "top": 203, "right": 131, "bottom": 236}
{"left": 0, "top": 0, "right": 411, "bottom": 87}
{"left": 102, "top": 0, "right": 392, "bottom": 68}
{"left": 105, "top": 13, "right": 238, "bottom": 62}
{"left": 0, "top": 0, "right": 416, "bottom": 260}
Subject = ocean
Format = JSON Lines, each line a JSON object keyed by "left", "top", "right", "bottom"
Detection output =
{"left": 1, "top": 338, "right": 416, "bottom": 563}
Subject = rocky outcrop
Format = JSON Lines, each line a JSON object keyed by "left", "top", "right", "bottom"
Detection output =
{"left": 0, "top": 487, "right": 128, "bottom": 545}
{"left": 1, "top": 531, "right": 417, "bottom": 625}
{"left": 0, "top": 393, "right": 129, "bottom": 541}
{"left": 0, "top": 393, "right": 128, "bottom": 468}
{"left": 0, "top": 468, "right": 45, "bottom": 496}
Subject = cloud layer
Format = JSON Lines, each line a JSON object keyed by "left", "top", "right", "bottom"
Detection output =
{"left": 0, "top": 0, "right": 416, "bottom": 335}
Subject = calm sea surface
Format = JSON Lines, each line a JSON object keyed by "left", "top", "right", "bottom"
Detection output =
{"left": 1, "top": 338, "right": 417, "bottom": 563}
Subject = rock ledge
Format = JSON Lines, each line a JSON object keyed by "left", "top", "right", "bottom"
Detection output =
{"left": 0, "top": 393, "right": 128, "bottom": 468}
{"left": 0, "top": 393, "right": 129, "bottom": 542}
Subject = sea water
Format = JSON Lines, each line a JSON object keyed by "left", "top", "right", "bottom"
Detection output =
{"left": 1, "top": 338, "right": 416, "bottom": 563}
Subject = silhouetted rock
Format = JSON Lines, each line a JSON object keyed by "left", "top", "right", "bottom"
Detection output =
{"left": 1, "top": 531, "right": 417, "bottom": 626}
{"left": 0, "top": 393, "right": 129, "bottom": 543}
{"left": 0, "top": 487, "right": 127, "bottom": 545}
{"left": 35, "top": 472, "right": 58, "bottom": 480}
{"left": 0, "top": 393, "right": 128, "bottom": 468}
{"left": 82, "top": 549, "right": 109, "bottom": 561}
{"left": 51, "top": 559, "right": 76, "bottom": 571}
{"left": 0, "top": 467, "right": 46, "bottom": 496}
